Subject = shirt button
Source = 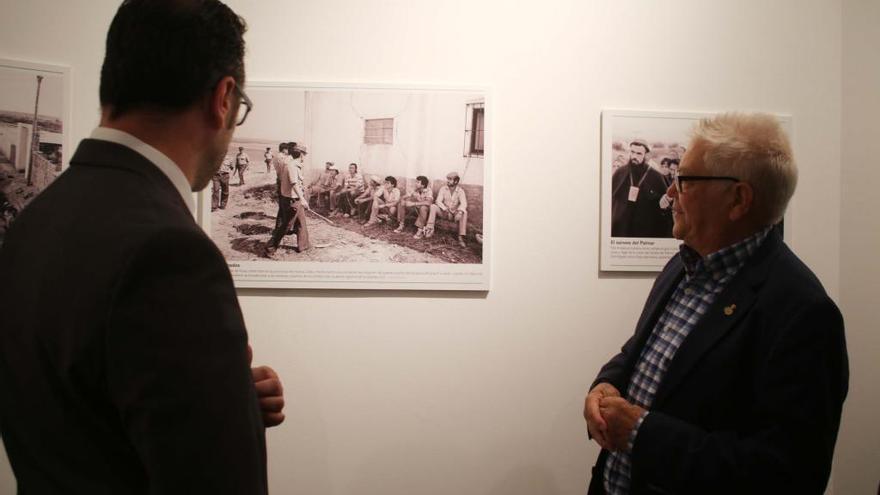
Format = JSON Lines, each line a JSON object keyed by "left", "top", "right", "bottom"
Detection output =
{"left": 684, "top": 288, "right": 694, "bottom": 295}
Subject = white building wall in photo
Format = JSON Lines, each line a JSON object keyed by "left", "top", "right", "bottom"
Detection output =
{"left": 306, "top": 90, "right": 485, "bottom": 188}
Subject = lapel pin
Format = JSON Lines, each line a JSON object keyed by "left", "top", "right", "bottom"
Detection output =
{"left": 723, "top": 304, "right": 737, "bottom": 316}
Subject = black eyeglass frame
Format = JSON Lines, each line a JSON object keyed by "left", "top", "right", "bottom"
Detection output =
{"left": 673, "top": 171, "right": 739, "bottom": 192}
{"left": 233, "top": 85, "right": 252, "bottom": 126}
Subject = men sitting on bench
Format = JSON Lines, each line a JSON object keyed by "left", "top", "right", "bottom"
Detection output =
{"left": 308, "top": 162, "right": 339, "bottom": 210}
{"left": 394, "top": 175, "right": 434, "bottom": 238}
{"left": 333, "top": 163, "right": 364, "bottom": 217}
{"left": 364, "top": 176, "right": 401, "bottom": 227}
{"left": 353, "top": 175, "right": 382, "bottom": 221}
{"left": 426, "top": 171, "right": 468, "bottom": 248}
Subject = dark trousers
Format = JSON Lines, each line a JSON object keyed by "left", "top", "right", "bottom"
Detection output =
{"left": 236, "top": 164, "right": 248, "bottom": 185}
{"left": 211, "top": 172, "right": 229, "bottom": 209}
{"left": 354, "top": 198, "right": 373, "bottom": 221}
{"left": 337, "top": 190, "right": 357, "bottom": 215}
{"left": 268, "top": 196, "right": 310, "bottom": 252}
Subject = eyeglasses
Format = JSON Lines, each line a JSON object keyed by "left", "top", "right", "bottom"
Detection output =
{"left": 233, "top": 85, "right": 252, "bottom": 126}
{"left": 673, "top": 170, "right": 739, "bottom": 192}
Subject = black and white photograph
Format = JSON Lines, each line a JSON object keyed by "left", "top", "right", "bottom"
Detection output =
{"left": 198, "top": 83, "right": 491, "bottom": 290}
{"left": 0, "top": 59, "right": 68, "bottom": 247}
{"left": 600, "top": 110, "right": 791, "bottom": 272}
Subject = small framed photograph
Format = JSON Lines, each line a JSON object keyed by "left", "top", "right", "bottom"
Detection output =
{"left": 600, "top": 109, "right": 791, "bottom": 272}
{"left": 0, "top": 58, "right": 70, "bottom": 246}
{"left": 198, "top": 82, "right": 491, "bottom": 291}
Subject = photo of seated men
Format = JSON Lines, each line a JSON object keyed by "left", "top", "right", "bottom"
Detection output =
{"left": 308, "top": 161, "right": 340, "bottom": 211}
{"left": 394, "top": 175, "right": 433, "bottom": 237}
{"left": 364, "top": 176, "right": 401, "bottom": 228}
{"left": 352, "top": 175, "right": 382, "bottom": 222}
{"left": 330, "top": 163, "right": 364, "bottom": 218}
{"left": 427, "top": 171, "right": 469, "bottom": 248}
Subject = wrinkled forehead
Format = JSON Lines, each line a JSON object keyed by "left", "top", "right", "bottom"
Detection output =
{"left": 680, "top": 139, "right": 708, "bottom": 172}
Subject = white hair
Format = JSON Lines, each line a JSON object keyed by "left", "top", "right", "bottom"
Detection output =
{"left": 692, "top": 112, "right": 797, "bottom": 224}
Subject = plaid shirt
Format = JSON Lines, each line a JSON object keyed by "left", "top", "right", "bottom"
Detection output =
{"left": 603, "top": 227, "right": 772, "bottom": 495}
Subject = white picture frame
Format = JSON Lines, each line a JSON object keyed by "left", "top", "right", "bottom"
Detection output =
{"left": 197, "top": 82, "right": 492, "bottom": 291}
{"left": 600, "top": 109, "right": 792, "bottom": 272}
{"left": 0, "top": 58, "right": 71, "bottom": 243}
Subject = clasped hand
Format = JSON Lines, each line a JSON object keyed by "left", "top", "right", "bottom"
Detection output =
{"left": 583, "top": 383, "right": 645, "bottom": 452}
{"left": 248, "top": 345, "right": 285, "bottom": 427}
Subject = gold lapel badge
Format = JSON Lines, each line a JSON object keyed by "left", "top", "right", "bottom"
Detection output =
{"left": 723, "top": 304, "right": 737, "bottom": 316}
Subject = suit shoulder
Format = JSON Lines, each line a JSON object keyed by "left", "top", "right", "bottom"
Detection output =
{"left": 751, "top": 243, "right": 844, "bottom": 344}
{"left": 113, "top": 224, "right": 232, "bottom": 302}
{"left": 765, "top": 243, "right": 834, "bottom": 303}
{"left": 129, "top": 224, "right": 223, "bottom": 267}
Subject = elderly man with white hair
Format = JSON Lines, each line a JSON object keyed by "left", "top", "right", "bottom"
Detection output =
{"left": 584, "top": 113, "right": 848, "bottom": 495}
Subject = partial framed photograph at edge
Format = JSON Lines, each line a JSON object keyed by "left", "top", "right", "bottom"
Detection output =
{"left": 0, "top": 59, "right": 70, "bottom": 247}
{"left": 600, "top": 109, "right": 791, "bottom": 272}
{"left": 197, "top": 82, "right": 491, "bottom": 290}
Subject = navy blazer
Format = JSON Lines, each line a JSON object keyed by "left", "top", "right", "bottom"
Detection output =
{"left": 0, "top": 139, "right": 268, "bottom": 494}
{"left": 588, "top": 232, "right": 848, "bottom": 495}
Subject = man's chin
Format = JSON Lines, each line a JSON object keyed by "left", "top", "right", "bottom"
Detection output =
{"left": 192, "top": 177, "right": 211, "bottom": 192}
{"left": 671, "top": 222, "right": 686, "bottom": 240}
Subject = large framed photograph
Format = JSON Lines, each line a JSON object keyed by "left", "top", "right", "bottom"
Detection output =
{"left": 600, "top": 110, "right": 791, "bottom": 272}
{"left": 198, "top": 82, "right": 490, "bottom": 290}
{"left": 0, "top": 59, "right": 70, "bottom": 247}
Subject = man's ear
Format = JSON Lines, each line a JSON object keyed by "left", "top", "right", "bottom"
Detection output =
{"left": 728, "top": 182, "right": 754, "bottom": 221}
{"left": 208, "top": 76, "right": 237, "bottom": 130}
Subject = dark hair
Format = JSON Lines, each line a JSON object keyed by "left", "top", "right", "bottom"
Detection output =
{"left": 416, "top": 175, "right": 429, "bottom": 187}
{"left": 349, "top": 163, "right": 358, "bottom": 172}
{"left": 629, "top": 141, "right": 650, "bottom": 153}
{"left": 278, "top": 142, "right": 288, "bottom": 152}
{"left": 384, "top": 176, "right": 397, "bottom": 187}
{"left": 291, "top": 150, "right": 302, "bottom": 159}
{"left": 100, "top": 0, "right": 247, "bottom": 118}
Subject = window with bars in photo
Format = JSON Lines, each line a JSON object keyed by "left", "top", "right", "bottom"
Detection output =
{"left": 364, "top": 118, "right": 394, "bottom": 145}
{"left": 464, "top": 102, "right": 484, "bottom": 157}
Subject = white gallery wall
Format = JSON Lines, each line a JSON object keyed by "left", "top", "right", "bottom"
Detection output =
{"left": 0, "top": 0, "right": 876, "bottom": 493}
{"left": 837, "top": 0, "right": 880, "bottom": 494}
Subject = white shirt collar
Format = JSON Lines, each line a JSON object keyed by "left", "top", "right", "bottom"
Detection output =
{"left": 89, "top": 127, "right": 196, "bottom": 216}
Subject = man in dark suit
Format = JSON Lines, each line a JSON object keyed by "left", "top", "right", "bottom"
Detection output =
{"left": 610, "top": 140, "right": 673, "bottom": 238}
{"left": 0, "top": 1, "right": 284, "bottom": 493}
{"left": 585, "top": 113, "right": 848, "bottom": 494}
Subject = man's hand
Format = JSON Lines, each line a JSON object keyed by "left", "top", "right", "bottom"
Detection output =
{"left": 584, "top": 382, "right": 621, "bottom": 449}
{"left": 598, "top": 396, "right": 645, "bottom": 452}
{"left": 247, "top": 345, "right": 285, "bottom": 427}
{"left": 252, "top": 366, "right": 285, "bottom": 427}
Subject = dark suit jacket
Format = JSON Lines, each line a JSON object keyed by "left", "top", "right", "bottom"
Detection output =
{"left": 610, "top": 163, "right": 672, "bottom": 238}
{"left": 588, "top": 232, "right": 848, "bottom": 495}
{"left": 0, "top": 139, "right": 268, "bottom": 494}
